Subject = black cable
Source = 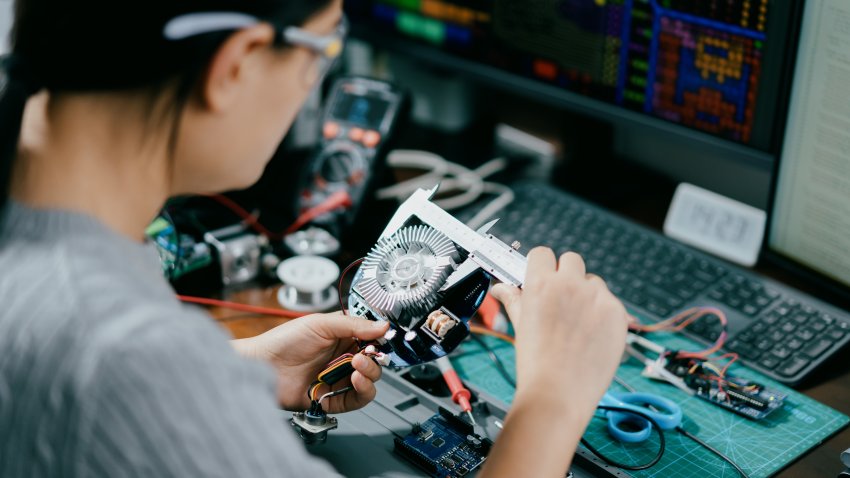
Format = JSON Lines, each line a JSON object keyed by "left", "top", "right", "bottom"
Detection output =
{"left": 469, "top": 347, "right": 738, "bottom": 473}
{"left": 613, "top": 376, "right": 749, "bottom": 477}
{"left": 319, "top": 386, "right": 355, "bottom": 405}
{"left": 581, "top": 405, "right": 666, "bottom": 471}
{"left": 469, "top": 332, "right": 516, "bottom": 388}
{"left": 675, "top": 426, "right": 750, "bottom": 478}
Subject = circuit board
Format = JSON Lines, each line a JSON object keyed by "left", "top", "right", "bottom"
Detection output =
{"left": 394, "top": 407, "right": 492, "bottom": 477}
{"left": 663, "top": 357, "right": 787, "bottom": 420}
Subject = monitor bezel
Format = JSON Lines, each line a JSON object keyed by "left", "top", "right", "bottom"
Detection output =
{"left": 760, "top": 0, "right": 850, "bottom": 309}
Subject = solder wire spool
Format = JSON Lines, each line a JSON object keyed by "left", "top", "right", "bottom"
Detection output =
{"left": 354, "top": 225, "right": 459, "bottom": 326}
{"left": 277, "top": 256, "right": 340, "bottom": 312}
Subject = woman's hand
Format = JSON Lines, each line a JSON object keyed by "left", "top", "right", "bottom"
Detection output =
{"left": 491, "top": 248, "right": 629, "bottom": 421}
{"left": 232, "top": 313, "right": 389, "bottom": 413}
{"left": 478, "top": 248, "right": 630, "bottom": 478}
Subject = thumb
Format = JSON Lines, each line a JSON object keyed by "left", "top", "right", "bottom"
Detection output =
{"left": 314, "top": 314, "right": 390, "bottom": 341}
{"left": 491, "top": 283, "right": 522, "bottom": 322}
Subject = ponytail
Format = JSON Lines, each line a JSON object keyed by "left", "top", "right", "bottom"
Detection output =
{"left": 0, "top": 55, "right": 43, "bottom": 217}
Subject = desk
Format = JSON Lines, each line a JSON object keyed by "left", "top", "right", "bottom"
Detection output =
{"left": 205, "top": 190, "right": 850, "bottom": 478}
{"left": 209, "top": 292, "right": 850, "bottom": 477}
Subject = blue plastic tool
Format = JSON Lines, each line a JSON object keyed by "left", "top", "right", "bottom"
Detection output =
{"left": 599, "top": 392, "right": 683, "bottom": 443}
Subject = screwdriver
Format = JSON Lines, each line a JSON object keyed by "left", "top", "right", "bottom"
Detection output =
{"left": 436, "top": 356, "right": 476, "bottom": 426}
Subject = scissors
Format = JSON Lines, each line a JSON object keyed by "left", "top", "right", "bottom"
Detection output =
{"left": 598, "top": 391, "right": 683, "bottom": 443}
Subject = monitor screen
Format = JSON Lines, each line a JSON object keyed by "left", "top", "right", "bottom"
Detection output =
{"left": 346, "top": 0, "right": 796, "bottom": 153}
{"left": 769, "top": 0, "right": 850, "bottom": 292}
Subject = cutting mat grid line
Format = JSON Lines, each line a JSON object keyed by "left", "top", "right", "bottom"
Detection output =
{"left": 451, "top": 331, "right": 848, "bottom": 478}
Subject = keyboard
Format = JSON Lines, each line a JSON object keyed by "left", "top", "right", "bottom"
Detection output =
{"left": 463, "top": 181, "right": 850, "bottom": 385}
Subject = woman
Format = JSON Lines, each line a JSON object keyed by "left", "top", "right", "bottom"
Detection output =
{"left": 0, "top": 0, "right": 629, "bottom": 476}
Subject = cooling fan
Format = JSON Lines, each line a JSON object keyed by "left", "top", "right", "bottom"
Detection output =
{"left": 357, "top": 225, "right": 459, "bottom": 327}
{"left": 349, "top": 186, "right": 528, "bottom": 367}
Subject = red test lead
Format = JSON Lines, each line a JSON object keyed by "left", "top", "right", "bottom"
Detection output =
{"left": 436, "top": 356, "right": 476, "bottom": 426}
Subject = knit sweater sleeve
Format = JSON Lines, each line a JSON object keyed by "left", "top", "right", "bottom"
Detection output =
{"left": 73, "top": 310, "right": 341, "bottom": 478}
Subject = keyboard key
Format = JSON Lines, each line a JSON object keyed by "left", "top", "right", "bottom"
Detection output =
{"left": 736, "top": 331, "right": 755, "bottom": 343}
{"left": 692, "top": 269, "right": 716, "bottom": 284}
{"left": 780, "top": 321, "right": 797, "bottom": 334}
{"left": 755, "top": 296, "right": 772, "bottom": 307}
{"left": 755, "top": 338, "right": 774, "bottom": 351}
{"left": 794, "top": 328, "right": 816, "bottom": 342}
{"left": 727, "top": 340, "right": 760, "bottom": 360}
{"left": 771, "top": 345, "right": 792, "bottom": 360}
{"left": 777, "top": 355, "right": 810, "bottom": 377}
{"left": 759, "top": 356, "right": 781, "bottom": 370}
{"left": 827, "top": 327, "right": 847, "bottom": 342}
{"left": 810, "top": 319, "right": 827, "bottom": 332}
{"left": 786, "top": 338, "right": 804, "bottom": 350}
{"left": 801, "top": 339, "right": 834, "bottom": 359}
{"left": 768, "top": 329, "right": 786, "bottom": 342}
{"left": 646, "top": 302, "right": 670, "bottom": 317}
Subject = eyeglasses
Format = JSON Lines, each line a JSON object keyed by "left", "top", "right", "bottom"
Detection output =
{"left": 163, "top": 11, "right": 348, "bottom": 86}
{"left": 281, "top": 14, "right": 348, "bottom": 86}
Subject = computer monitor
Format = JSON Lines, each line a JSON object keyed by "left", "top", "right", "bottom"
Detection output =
{"left": 345, "top": 0, "right": 802, "bottom": 205}
{"left": 767, "top": 0, "right": 850, "bottom": 305}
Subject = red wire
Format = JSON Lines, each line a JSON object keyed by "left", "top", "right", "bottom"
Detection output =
{"left": 206, "top": 194, "right": 279, "bottom": 238}
{"left": 206, "top": 191, "right": 353, "bottom": 240}
{"left": 177, "top": 295, "right": 306, "bottom": 319}
{"left": 338, "top": 258, "right": 365, "bottom": 315}
{"left": 286, "top": 191, "right": 353, "bottom": 235}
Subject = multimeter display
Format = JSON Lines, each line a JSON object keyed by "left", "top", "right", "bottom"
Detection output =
{"left": 332, "top": 93, "right": 391, "bottom": 129}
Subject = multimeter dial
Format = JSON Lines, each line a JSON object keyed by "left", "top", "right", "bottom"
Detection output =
{"left": 315, "top": 143, "right": 366, "bottom": 185}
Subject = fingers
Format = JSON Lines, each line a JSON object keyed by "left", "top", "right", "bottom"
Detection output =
{"left": 526, "top": 247, "right": 557, "bottom": 277}
{"left": 312, "top": 314, "right": 390, "bottom": 341}
{"left": 585, "top": 273, "right": 606, "bottom": 288}
{"left": 353, "top": 353, "right": 382, "bottom": 382}
{"left": 491, "top": 283, "right": 522, "bottom": 321}
{"left": 323, "top": 356, "right": 382, "bottom": 413}
{"left": 346, "top": 371, "right": 377, "bottom": 410}
{"left": 558, "top": 252, "right": 586, "bottom": 278}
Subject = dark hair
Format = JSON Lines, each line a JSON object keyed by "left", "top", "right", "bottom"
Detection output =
{"left": 0, "top": 0, "right": 333, "bottom": 215}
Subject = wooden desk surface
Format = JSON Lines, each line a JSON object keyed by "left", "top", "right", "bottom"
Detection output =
{"left": 207, "top": 283, "right": 850, "bottom": 478}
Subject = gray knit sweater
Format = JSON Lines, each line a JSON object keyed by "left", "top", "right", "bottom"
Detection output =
{"left": 0, "top": 202, "right": 339, "bottom": 477}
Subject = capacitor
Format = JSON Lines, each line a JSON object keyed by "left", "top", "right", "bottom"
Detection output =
{"left": 384, "top": 328, "right": 406, "bottom": 351}
{"left": 405, "top": 330, "right": 430, "bottom": 356}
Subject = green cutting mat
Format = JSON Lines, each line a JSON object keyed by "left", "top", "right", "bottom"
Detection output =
{"left": 451, "top": 332, "right": 849, "bottom": 478}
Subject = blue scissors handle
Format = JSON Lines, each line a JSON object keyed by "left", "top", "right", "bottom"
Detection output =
{"left": 599, "top": 392, "right": 683, "bottom": 443}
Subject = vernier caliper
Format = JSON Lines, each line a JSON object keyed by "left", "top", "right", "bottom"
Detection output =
{"left": 380, "top": 186, "right": 527, "bottom": 290}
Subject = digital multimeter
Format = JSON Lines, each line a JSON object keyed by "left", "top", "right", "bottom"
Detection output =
{"left": 296, "top": 77, "right": 408, "bottom": 239}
